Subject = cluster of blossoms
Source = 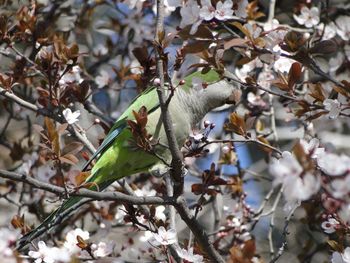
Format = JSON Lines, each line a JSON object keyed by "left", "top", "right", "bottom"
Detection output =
{"left": 28, "top": 228, "right": 114, "bottom": 263}
{"left": 269, "top": 138, "right": 350, "bottom": 236}
{"left": 180, "top": 0, "right": 248, "bottom": 34}
{"left": 0, "top": 228, "right": 23, "bottom": 263}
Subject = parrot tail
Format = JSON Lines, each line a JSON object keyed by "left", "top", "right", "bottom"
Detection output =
{"left": 16, "top": 196, "right": 83, "bottom": 251}
{"left": 16, "top": 172, "right": 114, "bottom": 251}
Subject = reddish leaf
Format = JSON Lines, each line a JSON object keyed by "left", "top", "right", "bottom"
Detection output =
{"left": 60, "top": 153, "right": 79, "bottom": 165}
{"left": 225, "top": 112, "right": 246, "bottom": 136}
{"left": 223, "top": 38, "right": 248, "bottom": 50}
{"left": 62, "top": 142, "right": 84, "bottom": 156}
{"left": 288, "top": 62, "right": 302, "bottom": 90}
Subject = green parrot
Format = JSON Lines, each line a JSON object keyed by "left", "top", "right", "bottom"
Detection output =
{"left": 17, "top": 69, "right": 237, "bottom": 249}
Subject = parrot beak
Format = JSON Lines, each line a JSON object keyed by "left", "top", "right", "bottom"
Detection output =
{"left": 225, "top": 89, "right": 241, "bottom": 105}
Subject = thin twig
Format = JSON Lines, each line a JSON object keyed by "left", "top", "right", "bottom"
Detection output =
{"left": 270, "top": 204, "right": 298, "bottom": 263}
{"left": 268, "top": 186, "right": 283, "bottom": 256}
{"left": 205, "top": 139, "right": 282, "bottom": 155}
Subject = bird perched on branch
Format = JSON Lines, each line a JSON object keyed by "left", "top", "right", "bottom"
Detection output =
{"left": 17, "top": 69, "right": 238, "bottom": 249}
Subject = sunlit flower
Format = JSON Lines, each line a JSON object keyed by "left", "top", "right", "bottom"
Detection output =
{"left": 321, "top": 217, "right": 339, "bottom": 234}
{"left": 17, "top": 152, "right": 38, "bottom": 175}
{"left": 134, "top": 187, "right": 157, "bottom": 197}
{"left": 95, "top": 70, "right": 111, "bottom": 89}
{"left": 91, "top": 241, "right": 114, "bottom": 258}
{"left": 63, "top": 228, "right": 90, "bottom": 255}
{"left": 330, "top": 176, "right": 350, "bottom": 199}
{"left": 247, "top": 92, "right": 266, "bottom": 107}
{"left": 222, "top": 145, "right": 231, "bottom": 154}
{"left": 59, "top": 65, "right": 82, "bottom": 85}
{"left": 293, "top": 6, "right": 320, "bottom": 28}
{"left": 28, "top": 241, "right": 71, "bottom": 263}
{"left": 335, "top": 16, "right": 350, "bottom": 41}
{"left": 151, "top": 226, "right": 177, "bottom": 246}
{"left": 323, "top": 99, "right": 341, "bottom": 119}
{"left": 317, "top": 152, "right": 350, "bottom": 176}
{"left": 0, "top": 228, "right": 20, "bottom": 260}
{"left": 233, "top": 0, "right": 248, "bottom": 18}
{"left": 215, "top": 0, "right": 234, "bottom": 20}
{"left": 62, "top": 108, "right": 80, "bottom": 124}
{"left": 180, "top": 0, "right": 201, "bottom": 34}
{"left": 155, "top": 206, "right": 166, "bottom": 222}
{"left": 299, "top": 138, "right": 325, "bottom": 159}
{"left": 329, "top": 53, "right": 344, "bottom": 73}
{"left": 199, "top": 0, "right": 233, "bottom": 21}
{"left": 257, "top": 69, "right": 274, "bottom": 90}
{"left": 269, "top": 151, "right": 320, "bottom": 203}
{"left": 339, "top": 204, "right": 350, "bottom": 225}
{"left": 331, "top": 247, "right": 350, "bottom": 263}
{"left": 177, "top": 247, "right": 204, "bottom": 263}
{"left": 93, "top": 44, "right": 108, "bottom": 56}
{"left": 317, "top": 22, "right": 337, "bottom": 40}
{"left": 123, "top": 0, "right": 147, "bottom": 12}
{"left": 34, "top": 164, "right": 56, "bottom": 183}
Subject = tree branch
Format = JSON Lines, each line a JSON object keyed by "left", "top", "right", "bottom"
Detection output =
{"left": 0, "top": 169, "right": 172, "bottom": 205}
{"left": 154, "top": 0, "right": 185, "bottom": 197}
{"left": 174, "top": 197, "right": 225, "bottom": 263}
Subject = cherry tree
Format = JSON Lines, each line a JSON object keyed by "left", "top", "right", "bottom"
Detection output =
{"left": 0, "top": 0, "right": 350, "bottom": 262}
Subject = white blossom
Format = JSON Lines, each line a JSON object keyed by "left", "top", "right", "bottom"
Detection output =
{"left": 233, "top": 0, "right": 248, "bottom": 18}
{"left": 139, "top": 230, "right": 154, "bottom": 242}
{"left": 59, "top": 65, "right": 82, "bottom": 85}
{"left": 332, "top": 247, "right": 350, "bottom": 263}
{"left": 299, "top": 138, "right": 325, "bottom": 159}
{"left": 273, "top": 56, "right": 294, "bottom": 73}
{"left": 91, "top": 241, "right": 114, "bottom": 258}
{"left": 28, "top": 241, "right": 71, "bottom": 263}
{"left": 323, "top": 99, "right": 341, "bottom": 119}
{"left": 95, "top": 70, "right": 111, "bottom": 89}
{"left": 93, "top": 44, "right": 108, "bottom": 56}
{"left": 329, "top": 53, "right": 344, "bottom": 73}
{"left": 63, "top": 228, "right": 90, "bottom": 255}
{"left": 338, "top": 204, "right": 350, "bottom": 225}
{"left": 62, "top": 108, "right": 80, "bottom": 124}
{"left": 134, "top": 186, "right": 157, "bottom": 197}
{"left": 335, "top": 16, "right": 350, "bottom": 41}
{"left": 235, "top": 58, "right": 263, "bottom": 81}
{"left": 330, "top": 176, "right": 350, "bottom": 199}
{"left": 317, "top": 22, "right": 337, "bottom": 40}
{"left": 247, "top": 92, "right": 266, "bottom": 107}
{"left": 151, "top": 226, "right": 177, "bottom": 246}
{"left": 321, "top": 217, "right": 339, "bottom": 234}
{"left": 222, "top": 145, "right": 231, "bottom": 154}
{"left": 17, "top": 152, "right": 38, "bottom": 175}
{"left": 269, "top": 151, "right": 320, "bottom": 203}
{"left": 317, "top": 152, "right": 350, "bottom": 176}
{"left": 199, "top": 0, "right": 215, "bottom": 21}
{"left": 199, "top": 0, "right": 233, "bottom": 21}
{"left": 155, "top": 206, "right": 166, "bottom": 221}
{"left": 180, "top": 0, "right": 201, "bottom": 34}
{"left": 257, "top": 69, "right": 274, "bottom": 90}
{"left": 215, "top": 0, "right": 234, "bottom": 20}
{"left": 293, "top": 6, "right": 320, "bottom": 28}
{"left": 177, "top": 247, "right": 204, "bottom": 263}
{"left": 0, "top": 228, "right": 20, "bottom": 260}
{"left": 34, "top": 164, "right": 56, "bottom": 182}
{"left": 123, "top": 0, "right": 146, "bottom": 12}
